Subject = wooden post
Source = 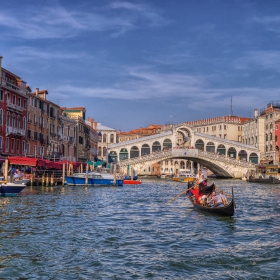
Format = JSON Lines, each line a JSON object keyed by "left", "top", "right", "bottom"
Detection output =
{"left": 62, "top": 163, "right": 65, "bottom": 187}
{"left": 46, "top": 175, "right": 49, "bottom": 186}
{"left": 113, "top": 164, "right": 116, "bottom": 185}
{"left": 4, "top": 158, "right": 8, "bottom": 182}
{"left": 42, "top": 174, "right": 45, "bottom": 186}
{"left": 51, "top": 174, "right": 54, "bottom": 186}
{"left": 85, "top": 164, "right": 88, "bottom": 185}
{"left": 30, "top": 174, "right": 33, "bottom": 186}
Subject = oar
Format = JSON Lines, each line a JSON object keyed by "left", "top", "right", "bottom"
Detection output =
{"left": 165, "top": 185, "right": 195, "bottom": 205}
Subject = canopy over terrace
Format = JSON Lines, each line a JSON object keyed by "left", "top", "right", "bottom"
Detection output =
{"left": 7, "top": 157, "right": 86, "bottom": 170}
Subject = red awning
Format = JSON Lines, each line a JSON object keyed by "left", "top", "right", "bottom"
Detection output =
{"left": 8, "top": 156, "right": 39, "bottom": 167}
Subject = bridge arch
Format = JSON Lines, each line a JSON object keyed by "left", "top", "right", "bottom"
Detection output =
{"left": 141, "top": 144, "right": 150, "bottom": 156}
{"left": 238, "top": 150, "right": 247, "bottom": 161}
{"left": 217, "top": 144, "right": 226, "bottom": 155}
{"left": 163, "top": 139, "right": 172, "bottom": 149}
{"left": 249, "top": 152, "right": 258, "bottom": 164}
{"left": 206, "top": 141, "right": 215, "bottom": 153}
{"left": 130, "top": 146, "right": 139, "bottom": 158}
{"left": 108, "top": 151, "right": 118, "bottom": 163}
{"left": 176, "top": 127, "right": 192, "bottom": 146}
{"left": 152, "top": 141, "right": 161, "bottom": 152}
{"left": 195, "top": 139, "right": 204, "bottom": 150}
{"left": 228, "top": 147, "right": 237, "bottom": 158}
{"left": 119, "top": 148, "right": 129, "bottom": 160}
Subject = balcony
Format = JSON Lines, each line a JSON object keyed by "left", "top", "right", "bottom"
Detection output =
{"left": 1, "top": 79, "right": 28, "bottom": 96}
{"left": 7, "top": 102, "right": 24, "bottom": 112}
{"left": 6, "top": 126, "right": 26, "bottom": 137}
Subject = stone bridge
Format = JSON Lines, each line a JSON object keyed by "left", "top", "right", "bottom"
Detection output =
{"left": 107, "top": 124, "right": 259, "bottom": 178}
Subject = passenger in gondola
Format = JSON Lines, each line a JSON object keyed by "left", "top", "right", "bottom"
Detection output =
{"left": 207, "top": 191, "right": 217, "bottom": 207}
{"left": 190, "top": 183, "right": 200, "bottom": 203}
{"left": 217, "top": 190, "right": 229, "bottom": 205}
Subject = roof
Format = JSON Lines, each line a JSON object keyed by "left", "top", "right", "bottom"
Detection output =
{"left": 96, "top": 123, "right": 115, "bottom": 131}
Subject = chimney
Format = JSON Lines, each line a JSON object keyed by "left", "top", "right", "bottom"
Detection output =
{"left": 254, "top": 109, "right": 258, "bottom": 118}
{"left": 0, "top": 56, "right": 2, "bottom": 84}
{"left": 35, "top": 88, "right": 39, "bottom": 96}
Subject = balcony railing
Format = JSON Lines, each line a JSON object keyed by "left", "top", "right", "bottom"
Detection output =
{"left": 1, "top": 79, "right": 27, "bottom": 96}
{"left": 6, "top": 126, "right": 26, "bottom": 137}
{"left": 7, "top": 102, "right": 23, "bottom": 112}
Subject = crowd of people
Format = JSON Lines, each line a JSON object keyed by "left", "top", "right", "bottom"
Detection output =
{"left": 187, "top": 169, "right": 229, "bottom": 207}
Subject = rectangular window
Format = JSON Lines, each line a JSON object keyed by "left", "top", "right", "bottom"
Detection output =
{"left": 24, "top": 100, "right": 27, "bottom": 109}
{"left": 0, "top": 90, "right": 3, "bottom": 100}
{"left": 0, "top": 137, "right": 2, "bottom": 151}
{"left": 16, "top": 139, "right": 20, "bottom": 151}
{"left": 34, "top": 145, "right": 37, "bottom": 156}
{"left": 276, "top": 125, "right": 279, "bottom": 130}
{"left": 13, "top": 95, "right": 16, "bottom": 104}
{"left": 11, "top": 138, "right": 14, "bottom": 151}
{"left": 18, "top": 98, "right": 21, "bottom": 106}
{"left": 5, "top": 139, "right": 9, "bottom": 152}
{"left": 22, "top": 141, "right": 25, "bottom": 154}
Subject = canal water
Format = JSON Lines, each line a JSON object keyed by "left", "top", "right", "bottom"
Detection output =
{"left": 0, "top": 179, "right": 279, "bottom": 279}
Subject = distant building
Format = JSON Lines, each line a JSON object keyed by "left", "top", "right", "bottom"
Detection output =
{"left": 96, "top": 123, "right": 117, "bottom": 163}
{"left": 117, "top": 124, "right": 162, "bottom": 143}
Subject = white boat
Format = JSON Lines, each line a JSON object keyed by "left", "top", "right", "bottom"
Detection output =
{"left": 172, "top": 169, "right": 196, "bottom": 183}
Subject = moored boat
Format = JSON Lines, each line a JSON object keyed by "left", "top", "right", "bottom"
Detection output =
{"left": 0, "top": 182, "right": 26, "bottom": 197}
{"left": 65, "top": 172, "right": 123, "bottom": 186}
{"left": 186, "top": 187, "right": 235, "bottom": 216}
{"left": 123, "top": 179, "right": 142, "bottom": 185}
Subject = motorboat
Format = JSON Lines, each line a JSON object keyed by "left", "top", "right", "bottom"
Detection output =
{"left": 172, "top": 169, "right": 196, "bottom": 183}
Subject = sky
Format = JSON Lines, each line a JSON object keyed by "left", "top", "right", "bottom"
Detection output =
{"left": 1, "top": 0, "right": 280, "bottom": 131}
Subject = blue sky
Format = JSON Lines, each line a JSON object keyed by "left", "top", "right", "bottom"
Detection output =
{"left": 1, "top": 0, "right": 280, "bottom": 131}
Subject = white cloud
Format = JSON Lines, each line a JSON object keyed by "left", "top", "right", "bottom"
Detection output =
{"left": 0, "top": 2, "right": 166, "bottom": 39}
{"left": 234, "top": 51, "right": 280, "bottom": 72}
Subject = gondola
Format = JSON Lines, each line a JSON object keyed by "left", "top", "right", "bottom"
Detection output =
{"left": 186, "top": 186, "right": 235, "bottom": 216}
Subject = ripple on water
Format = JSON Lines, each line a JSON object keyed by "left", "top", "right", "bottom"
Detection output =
{"left": 0, "top": 179, "right": 279, "bottom": 279}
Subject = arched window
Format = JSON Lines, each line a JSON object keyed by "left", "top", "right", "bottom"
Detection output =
{"left": 206, "top": 142, "right": 215, "bottom": 153}
{"left": 195, "top": 139, "right": 204, "bottom": 150}
{"left": 152, "top": 141, "right": 161, "bottom": 152}
{"left": 103, "top": 147, "right": 107, "bottom": 156}
{"left": 227, "top": 147, "right": 237, "bottom": 158}
{"left": 238, "top": 150, "right": 247, "bottom": 161}
{"left": 130, "top": 146, "right": 139, "bottom": 158}
{"left": 163, "top": 139, "right": 172, "bottom": 149}
{"left": 141, "top": 144, "right": 150, "bottom": 156}
{"left": 110, "top": 134, "right": 114, "bottom": 143}
{"left": 103, "top": 134, "right": 107, "bottom": 143}
{"left": 98, "top": 146, "right": 102, "bottom": 156}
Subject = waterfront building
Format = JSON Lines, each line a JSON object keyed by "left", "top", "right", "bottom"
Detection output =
{"left": 58, "top": 111, "right": 77, "bottom": 161}
{"left": 96, "top": 123, "right": 117, "bottom": 163}
{"left": 85, "top": 117, "right": 98, "bottom": 161}
{"left": 0, "top": 56, "right": 28, "bottom": 159}
{"left": 242, "top": 109, "right": 265, "bottom": 161}
{"left": 63, "top": 107, "right": 90, "bottom": 162}
{"left": 26, "top": 88, "right": 50, "bottom": 158}
{"left": 258, "top": 101, "right": 280, "bottom": 164}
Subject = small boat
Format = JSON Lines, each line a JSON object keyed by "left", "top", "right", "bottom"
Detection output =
{"left": 172, "top": 169, "right": 195, "bottom": 183}
{"left": 186, "top": 187, "right": 235, "bottom": 216}
{"left": 123, "top": 179, "right": 142, "bottom": 185}
{"left": 65, "top": 172, "right": 123, "bottom": 186}
{"left": 0, "top": 182, "right": 26, "bottom": 197}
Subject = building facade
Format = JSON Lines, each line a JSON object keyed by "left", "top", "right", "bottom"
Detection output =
{"left": 0, "top": 56, "right": 28, "bottom": 159}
